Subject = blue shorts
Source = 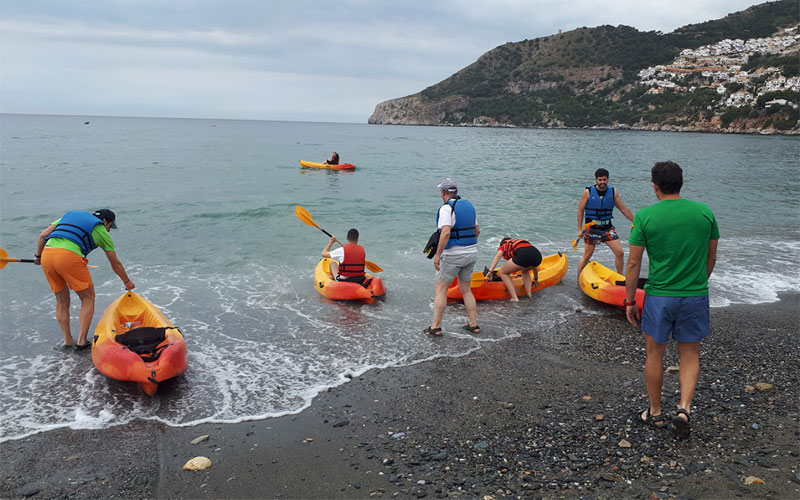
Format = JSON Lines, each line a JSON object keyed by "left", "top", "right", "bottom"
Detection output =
{"left": 641, "top": 295, "right": 710, "bottom": 344}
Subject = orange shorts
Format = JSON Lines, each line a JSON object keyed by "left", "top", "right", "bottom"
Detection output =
{"left": 41, "top": 247, "right": 92, "bottom": 292}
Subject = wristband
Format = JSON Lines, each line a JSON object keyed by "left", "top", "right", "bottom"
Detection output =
{"left": 34, "top": 254, "right": 41, "bottom": 258}
{"left": 623, "top": 300, "right": 636, "bottom": 307}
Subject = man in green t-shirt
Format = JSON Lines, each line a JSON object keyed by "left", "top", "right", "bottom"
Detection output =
{"left": 33, "top": 209, "right": 135, "bottom": 350}
{"left": 624, "top": 162, "right": 719, "bottom": 439}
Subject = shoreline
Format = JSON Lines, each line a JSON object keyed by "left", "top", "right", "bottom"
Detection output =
{"left": 2, "top": 293, "right": 798, "bottom": 499}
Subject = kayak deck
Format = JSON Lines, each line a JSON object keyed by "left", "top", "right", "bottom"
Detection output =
{"left": 447, "top": 252, "right": 568, "bottom": 301}
{"left": 578, "top": 260, "right": 646, "bottom": 308}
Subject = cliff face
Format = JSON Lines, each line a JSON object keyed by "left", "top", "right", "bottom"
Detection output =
{"left": 368, "top": 0, "right": 799, "bottom": 134}
{"left": 368, "top": 95, "right": 468, "bottom": 125}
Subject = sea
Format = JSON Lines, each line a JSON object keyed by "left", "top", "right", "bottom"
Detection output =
{"left": 1, "top": 113, "right": 798, "bottom": 443}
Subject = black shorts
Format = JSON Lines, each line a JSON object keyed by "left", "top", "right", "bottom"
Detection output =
{"left": 511, "top": 246, "right": 542, "bottom": 268}
{"left": 337, "top": 275, "right": 366, "bottom": 284}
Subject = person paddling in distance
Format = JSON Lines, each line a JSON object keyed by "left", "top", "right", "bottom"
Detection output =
{"left": 577, "top": 168, "right": 635, "bottom": 276}
{"left": 33, "top": 209, "right": 135, "bottom": 350}
{"left": 323, "top": 152, "right": 339, "bottom": 165}
{"left": 424, "top": 178, "right": 480, "bottom": 336}
{"left": 321, "top": 228, "right": 367, "bottom": 285}
{"left": 486, "top": 238, "right": 543, "bottom": 302}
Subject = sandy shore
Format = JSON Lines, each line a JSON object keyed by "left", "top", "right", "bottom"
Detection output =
{"left": 2, "top": 293, "right": 798, "bottom": 500}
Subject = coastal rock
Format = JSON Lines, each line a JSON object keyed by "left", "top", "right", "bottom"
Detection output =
{"left": 183, "top": 456, "right": 212, "bottom": 471}
{"left": 369, "top": 95, "right": 468, "bottom": 125}
{"left": 618, "top": 439, "right": 632, "bottom": 448}
{"left": 190, "top": 435, "right": 210, "bottom": 444}
{"left": 755, "top": 382, "right": 774, "bottom": 391}
{"left": 743, "top": 475, "right": 766, "bottom": 485}
{"left": 16, "top": 482, "right": 44, "bottom": 497}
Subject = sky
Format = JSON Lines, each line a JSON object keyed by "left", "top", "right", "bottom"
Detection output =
{"left": 0, "top": 0, "right": 768, "bottom": 123}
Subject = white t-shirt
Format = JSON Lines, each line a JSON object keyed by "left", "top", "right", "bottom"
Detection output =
{"left": 437, "top": 202, "right": 478, "bottom": 256}
{"left": 329, "top": 247, "right": 345, "bottom": 263}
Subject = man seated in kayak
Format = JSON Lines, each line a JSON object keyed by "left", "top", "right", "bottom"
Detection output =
{"left": 321, "top": 228, "right": 366, "bottom": 285}
{"left": 486, "top": 238, "right": 543, "bottom": 302}
{"left": 323, "top": 152, "right": 339, "bottom": 165}
{"left": 33, "top": 209, "right": 135, "bottom": 350}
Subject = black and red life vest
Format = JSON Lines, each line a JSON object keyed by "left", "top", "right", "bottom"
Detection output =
{"left": 498, "top": 239, "right": 532, "bottom": 261}
{"left": 338, "top": 243, "right": 365, "bottom": 277}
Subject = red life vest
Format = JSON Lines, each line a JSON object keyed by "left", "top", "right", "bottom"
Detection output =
{"left": 338, "top": 243, "right": 366, "bottom": 277}
{"left": 499, "top": 239, "right": 532, "bottom": 261}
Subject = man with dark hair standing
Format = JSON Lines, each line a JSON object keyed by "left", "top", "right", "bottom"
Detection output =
{"left": 424, "top": 178, "right": 480, "bottom": 336}
{"left": 322, "top": 228, "right": 366, "bottom": 284}
{"left": 34, "top": 209, "right": 135, "bottom": 350}
{"left": 624, "top": 161, "right": 719, "bottom": 438}
{"left": 577, "top": 168, "right": 635, "bottom": 275}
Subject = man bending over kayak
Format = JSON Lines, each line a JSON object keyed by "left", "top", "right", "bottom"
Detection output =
{"left": 322, "top": 228, "right": 367, "bottom": 285}
{"left": 34, "top": 209, "right": 135, "bottom": 350}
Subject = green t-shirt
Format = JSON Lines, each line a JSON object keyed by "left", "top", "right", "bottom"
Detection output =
{"left": 45, "top": 217, "right": 115, "bottom": 257}
{"left": 629, "top": 198, "right": 719, "bottom": 297}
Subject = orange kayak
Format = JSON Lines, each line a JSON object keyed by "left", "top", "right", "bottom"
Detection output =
{"left": 299, "top": 160, "right": 356, "bottom": 171}
{"left": 92, "top": 291, "right": 187, "bottom": 395}
{"left": 578, "top": 260, "right": 646, "bottom": 308}
{"left": 447, "top": 252, "right": 568, "bottom": 301}
{"left": 314, "top": 258, "right": 385, "bottom": 303}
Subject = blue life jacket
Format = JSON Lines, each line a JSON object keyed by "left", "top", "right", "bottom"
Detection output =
{"left": 46, "top": 210, "right": 103, "bottom": 256}
{"left": 436, "top": 198, "right": 477, "bottom": 249}
{"left": 584, "top": 185, "right": 615, "bottom": 225}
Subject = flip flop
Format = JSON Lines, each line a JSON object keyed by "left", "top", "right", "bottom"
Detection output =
{"left": 672, "top": 408, "right": 691, "bottom": 438}
{"left": 75, "top": 342, "right": 92, "bottom": 351}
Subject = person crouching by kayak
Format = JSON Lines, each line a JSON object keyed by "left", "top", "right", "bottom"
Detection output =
{"left": 486, "top": 238, "right": 543, "bottom": 302}
{"left": 323, "top": 152, "right": 339, "bottom": 165}
{"left": 33, "top": 209, "right": 135, "bottom": 350}
{"left": 322, "top": 228, "right": 366, "bottom": 285}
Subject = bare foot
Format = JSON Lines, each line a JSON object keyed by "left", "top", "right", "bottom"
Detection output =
{"left": 509, "top": 297, "right": 519, "bottom": 302}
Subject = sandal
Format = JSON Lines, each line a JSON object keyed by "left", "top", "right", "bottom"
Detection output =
{"left": 634, "top": 408, "right": 667, "bottom": 429}
{"left": 461, "top": 324, "right": 480, "bottom": 334}
{"left": 672, "top": 408, "right": 691, "bottom": 438}
{"left": 75, "top": 342, "right": 91, "bottom": 350}
{"left": 423, "top": 326, "right": 442, "bottom": 336}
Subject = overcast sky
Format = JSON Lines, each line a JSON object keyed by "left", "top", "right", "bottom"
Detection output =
{"left": 0, "top": 0, "right": 766, "bottom": 123}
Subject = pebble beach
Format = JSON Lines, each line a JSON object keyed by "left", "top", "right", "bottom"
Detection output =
{"left": 1, "top": 293, "right": 798, "bottom": 500}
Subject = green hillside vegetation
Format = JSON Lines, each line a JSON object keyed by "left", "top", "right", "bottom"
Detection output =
{"left": 413, "top": 0, "right": 798, "bottom": 130}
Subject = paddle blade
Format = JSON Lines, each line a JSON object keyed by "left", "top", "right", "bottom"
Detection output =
{"left": 571, "top": 239, "right": 578, "bottom": 251}
{"left": 295, "top": 205, "right": 317, "bottom": 227}
{"left": 365, "top": 260, "right": 383, "bottom": 273}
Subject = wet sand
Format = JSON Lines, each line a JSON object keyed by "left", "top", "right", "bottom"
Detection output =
{"left": 1, "top": 293, "right": 798, "bottom": 499}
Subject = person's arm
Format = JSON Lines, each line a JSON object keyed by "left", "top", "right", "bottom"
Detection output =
{"left": 433, "top": 225, "right": 450, "bottom": 271}
{"left": 33, "top": 225, "right": 56, "bottom": 265}
{"left": 532, "top": 266, "right": 539, "bottom": 287}
{"left": 105, "top": 250, "right": 135, "bottom": 290}
{"left": 577, "top": 189, "right": 589, "bottom": 237}
{"left": 707, "top": 238, "right": 718, "bottom": 278}
{"left": 321, "top": 235, "right": 337, "bottom": 258}
{"left": 614, "top": 189, "right": 635, "bottom": 221}
{"left": 474, "top": 223, "right": 480, "bottom": 239}
{"left": 624, "top": 244, "right": 644, "bottom": 326}
{"left": 487, "top": 249, "right": 503, "bottom": 273}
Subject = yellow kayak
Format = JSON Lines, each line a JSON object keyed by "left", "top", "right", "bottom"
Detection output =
{"left": 578, "top": 260, "right": 646, "bottom": 308}
{"left": 299, "top": 160, "right": 355, "bottom": 171}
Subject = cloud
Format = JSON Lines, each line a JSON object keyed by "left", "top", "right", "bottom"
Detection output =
{"left": 0, "top": 1, "right": 774, "bottom": 122}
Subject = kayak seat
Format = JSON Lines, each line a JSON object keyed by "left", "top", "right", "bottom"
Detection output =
{"left": 116, "top": 326, "right": 178, "bottom": 362}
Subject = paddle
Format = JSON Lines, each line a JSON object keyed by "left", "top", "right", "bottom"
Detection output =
{"left": 571, "top": 221, "right": 599, "bottom": 251}
{"left": 294, "top": 206, "right": 383, "bottom": 273}
{"left": 0, "top": 248, "right": 98, "bottom": 269}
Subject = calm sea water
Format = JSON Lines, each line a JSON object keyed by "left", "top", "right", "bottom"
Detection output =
{"left": 1, "top": 114, "right": 798, "bottom": 442}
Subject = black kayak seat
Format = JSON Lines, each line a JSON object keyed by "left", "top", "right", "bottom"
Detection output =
{"left": 115, "top": 326, "right": 179, "bottom": 361}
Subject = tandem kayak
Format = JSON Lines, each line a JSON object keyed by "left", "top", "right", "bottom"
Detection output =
{"left": 578, "top": 260, "right": 646, "bottom": 308}
{"left": 92, "top": 291, "right": 188, "bottom": 396}
{"left": 299, "top": 160, "right": 356, "bottom": 171}
{"left": 314, "top": 258, "right": 385, "bottom": 303}
{"left": 446, "top": 252, "right": 569, "bottom": 301}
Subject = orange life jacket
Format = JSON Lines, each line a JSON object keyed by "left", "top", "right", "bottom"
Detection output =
{"left": 499, "top": 239, "right": 532, "bottom": 261}
{"left": 338, "top": 243, "right": 366, "bottom": 277}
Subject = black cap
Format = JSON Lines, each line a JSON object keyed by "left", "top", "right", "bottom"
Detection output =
{"left": 93, "top": 209, "right": 117, "bottom": 229}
